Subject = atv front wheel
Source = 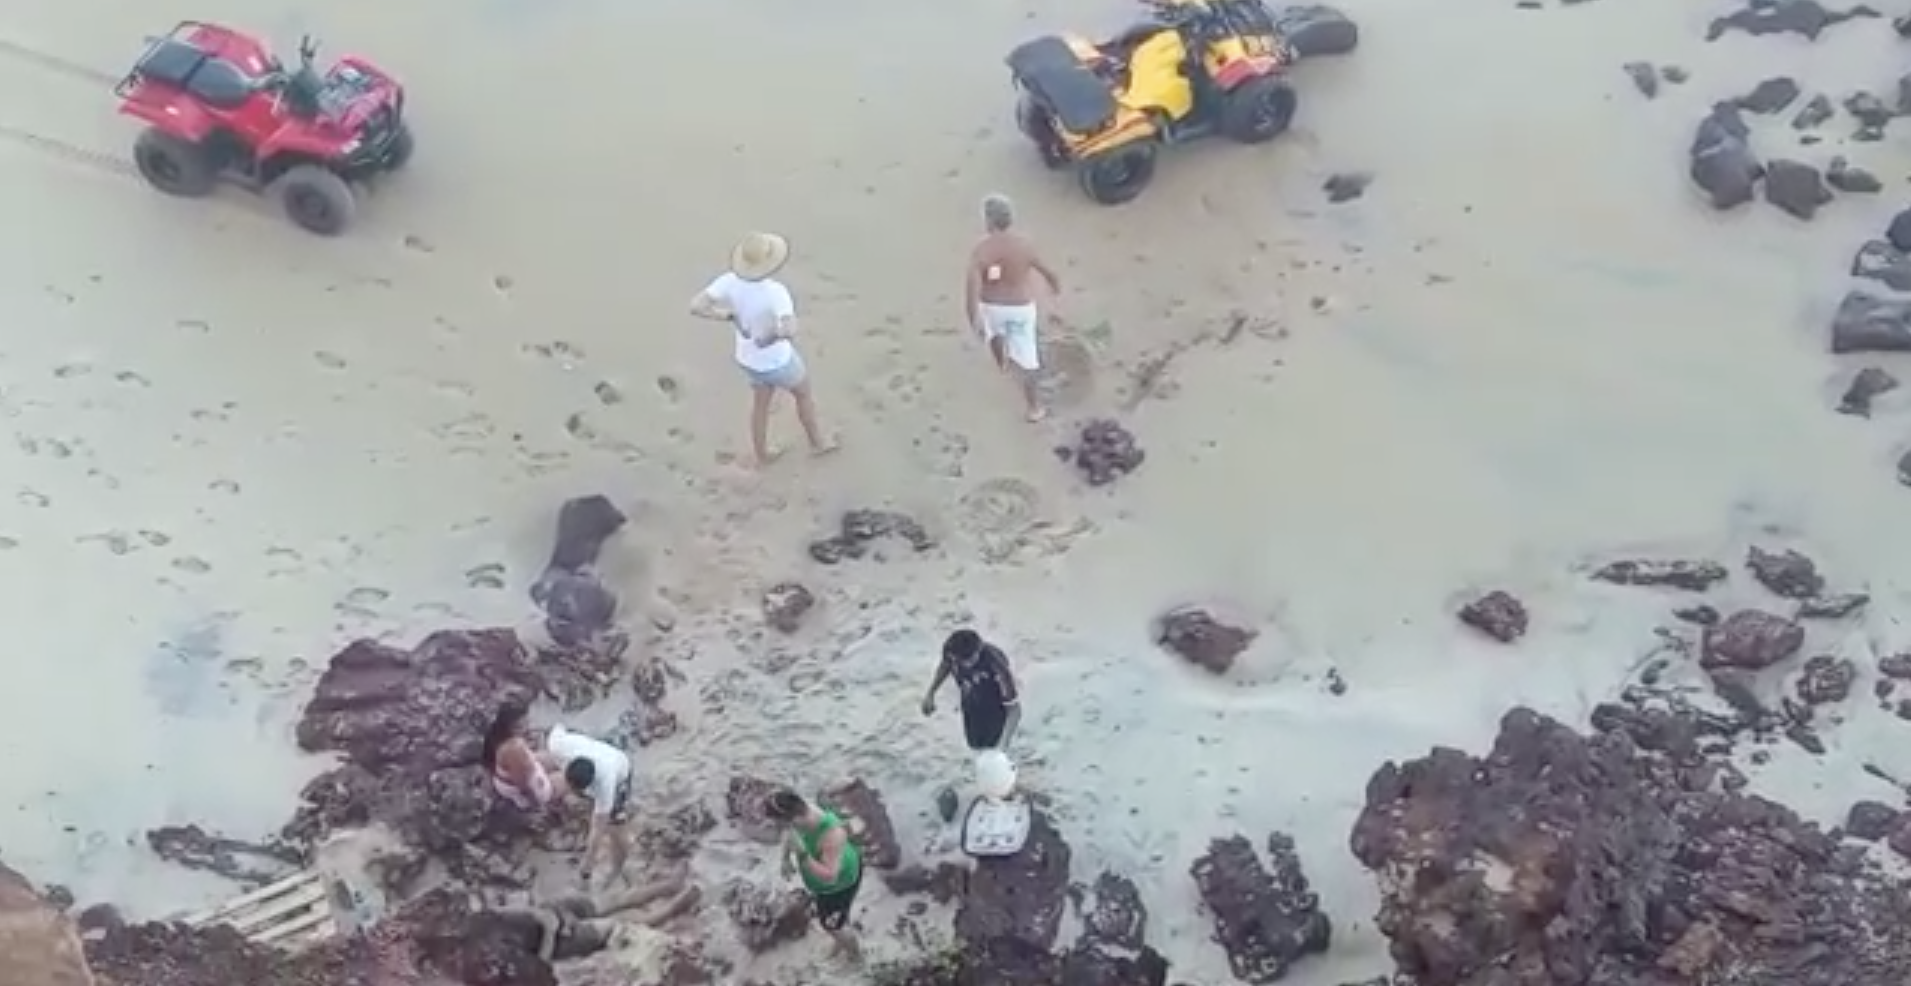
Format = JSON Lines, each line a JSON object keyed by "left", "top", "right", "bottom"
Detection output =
{"left": 275, "top": 165, "right": 357, "bottom": 236}
{"left": 1077, "top": 145, "right": 1156, "bottom": 206}
{"left": 384, "top": 122, "right": 415, "bottom": 171}
{"left": 133, "top": 129, "right": 217, "bottom": 197}
{"left": 1221, "top": 76, "right": 1298, "bottom": 144}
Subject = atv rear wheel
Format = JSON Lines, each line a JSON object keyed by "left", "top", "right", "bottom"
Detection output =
{"left": 1077, "top": 145, "right": 1156, "bottom": 206}
{"left": 384, "top": 122, "right": 415, "bottom": 171}
{"left": 133, "top": 129, "right": 217, "bottom": 198}
{"left": 274, "top": 165, "right": 357, "bottom": 236}
{"left": 1221, "top": 76, "right": 1298, "bottom": 144}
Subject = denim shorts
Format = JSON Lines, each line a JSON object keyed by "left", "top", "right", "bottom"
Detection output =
{"left": 743, "top": 352, "right": 807, "bottom": 390}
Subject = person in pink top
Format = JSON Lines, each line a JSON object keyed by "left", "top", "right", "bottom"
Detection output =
{"left": 482, "top": 702, "right": 557, "bottom": 811}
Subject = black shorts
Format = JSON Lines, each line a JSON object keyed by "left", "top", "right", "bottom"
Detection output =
{"left": 812, "top": 872, "right": 863, "bottom": 931}
{"left": 962, "top": 697, "right": 1009, "bottom": 750}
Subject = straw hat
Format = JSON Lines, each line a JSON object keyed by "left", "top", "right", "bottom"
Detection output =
{"left": 729, "top": 231, "right": 790, "bottom": 281}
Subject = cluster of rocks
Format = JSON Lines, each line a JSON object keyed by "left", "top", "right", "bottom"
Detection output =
{"left": 1056, "top": 419, "right": 1146, "bottom": 486}
{"left": 1705, "top": 0, "right": 1881, "bottom": 43}
{"left": 1189, "top": 834, "right": 1332, "bottom": 983}
{"left": 1687, "top": 95, "right": 1882, "bottom": 218}
{"left": 1352, "top": 705, "right": 1911, "bottom": 986}
{"left": 807, "top": 508, "right": 936, "bottom": 564}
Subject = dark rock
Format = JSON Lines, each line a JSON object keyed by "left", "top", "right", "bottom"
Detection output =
{"left": 1900, "top": 71, "right": 1911, "bottom": 113}
{"left": 883, "top": 861, "right": 968, "bottom": 904}
{"left": 1322, "top": 171, "right": 1372, "bottom": 202}
{"left": 724, "top": 775, "right": 785, "bottom": 843}
{"left": 1661, "top": 64, "right": 1690, "bottom": 84}
{"left": 807, "top": 508, "right": 935, "bottom": 564}
{"left": 1796, "top": 654, "right": 1858, "bottom": 704}
{"left": 1878, "top": 653, "right": 1911, "bottom": 678}
{"left": 1890, "top": 208, "right": 1911, "bottom": 252}
{"left": 1855, "top": 123, "right": 1888, "bottom": 142}
{"left": 1702, "top": 610, "right": 1805, "bottom": 670}
{"left": 1830, "top": 292, "right": 1911, "bottom": 354}
{"left": 1068, "top": 419, "right": 1146, "bottom": 486}
{"left": 1674, "top": 604, "right": 1721, "bottom": 626}
{"left": 1154, "top": 606, "right": 1256, "bottom": 674}
{"left": 1792, "top": 92, "right": 1836, "bottom": 128}
{"left": 759, "top": 581, "right": 815, "bottom": 633}
{"left": 1846, "top": 90, "right": 1896, "bottom": 128}
{"left": 1827, "top": 156, "right": 1883, "bottom": 193}
{"left": 937, "top": 785, "right": 961, "bottom": 823}
{"left": 1763, "top": 159, "right": 1833, "bottom": 219}
{"left": 1838, "top": 365, "right": 1900, "bottom": 416}
{"left": 1456, "top": 590, "right": 1528, "bottom": 643}
{"left": 1073, "top": 871, "right": 1148, "bottom": 950}
{"left": 722, "top": 880, "right": 810, "bottom": 953}
{"left": 1852, "top": 241, "right": 1911, "bottom": 291}
{"left": 1746, "top": 546, "right": 1825, "bottom": 599}
{"left": 1899, "top": 447, "right": 1911, "bottom": 487}
{"left": 955, "top": 809, "right": 1072, "bottom": 952}
{"left": 1591, "top": 557, "right": 1729, "bottom": 591}
{"left": 1189, "top": 832, "right": 1331, "bottom": 984}
{"left": 544, "top": 494, "right": 626, "bottom": 572}
{"left": 1707, "top": 0, "right": 1882, "bottom": 42}
{"left": 1707, "top": 668, "right": 1770, "bottom": 720}
{"left": 1351, "top": 706, "right": 1911, "bottom": 986}
{"left": 1622, "top": 61, "right": 1659, "bottom": 98}
{"left": 1799, "top": 593, "right": 1870, "bottom": 619}
{"left": 1268, "top": 5, "right": 1361, "bottom": 59}
{"left": 630, "top": 800, "right": 717, "bottom": 861}
{"left": 1689, "top": 104, "right": 1764, "bottom": 210}
{"left": 1846, "top": 801, "right": 1902, "bottom": 840}
{"left": 820, "top": 778, "right": 902, "bottom": 870}
{"left": 1897, "top": 12, "right": 1911, "bottom": 35}
{"left": 143, "top": 825, "right": 300, "bottom": 885}
{"left": 1737, "top": 75, "right": 1801, "bottom": 113}
{"left": 614, "top": 694, "right": 679, "bottom": 748}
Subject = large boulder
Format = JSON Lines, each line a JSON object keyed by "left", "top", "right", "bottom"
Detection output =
{"left": 1689, "top": 104, "right": 1763, "bottom": 210}
{"left": 1351, "top": 707, "right": 1911, "bottom": 986}
{"left": 1, "top": 862, "right": 93, "bottom": 986}
{"left": 1830, "top": 291, "right": 1911, "bottom": 354}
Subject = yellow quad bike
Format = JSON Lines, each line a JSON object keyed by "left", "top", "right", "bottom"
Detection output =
{"left": 1007, "top": 0, "right": 1304, "bottom": 205}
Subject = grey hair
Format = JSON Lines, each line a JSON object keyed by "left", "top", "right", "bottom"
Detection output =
{"left": 982, "top": 193, "right": 1015, "bottom": 232}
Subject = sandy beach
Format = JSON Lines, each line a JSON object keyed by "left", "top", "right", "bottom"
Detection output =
{"left": 8, "top": 0, "right": 1911, "bottom": 981}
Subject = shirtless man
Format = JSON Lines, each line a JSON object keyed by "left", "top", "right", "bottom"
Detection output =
{"left": 965, "top": 194, "right": 1062, "bottom": 422}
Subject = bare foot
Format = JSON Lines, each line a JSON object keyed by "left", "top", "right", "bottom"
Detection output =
{"left": 810, "top": 439, "right": 842, "bottom": 457}
{"left": 1025, "top": 406, "right": 1048, "bottom": 423}
{"left": 752, "top": 448, "right": 785, "bottom": 469}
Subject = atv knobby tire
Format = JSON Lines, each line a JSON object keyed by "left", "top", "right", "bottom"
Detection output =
{"left": 385, "top": 122, "right": 415, "bottom": 171}
{"left": 1221, "top": 76, "right": 1298, "bottom": 144}
{"left": 275, "top": 165, "right": 357, "bottom": 236}
{"left": 134, "top": 128, "right": 218, "bottom": 197}
{"left": 1267, "top": 4, "right": 1360, "bottom": 59}
{"left": 1077, "top": 144, "right": 1156, "bottom": 205}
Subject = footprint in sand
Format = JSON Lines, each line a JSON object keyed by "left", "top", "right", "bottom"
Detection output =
{"left": 52, "top": 362, "right": 92, "bottom": 379}
{"left": 465, "top": 562, "right": 506, "bottom": 589}
{"left": 170, "top": 556, "right": 212, "bottom": 574}
{"left": 17, "top": 489, "right": 49, "bottom": 508}
{"left": 336, "top": 586, "right": 390, "bottom": 620}
{"left": 430, "top": 413, "right": 497, "bottom": 444}
{"left": 208, "top": 479, "right": 241, "bottom": 494}
{"left": 79, "top": 531, "right": 138, "bottom": 555}
{"left": 655, "top": 375, "right": 680, "bottom": 402}
{"left": 523, "top": 340, "right": 586, "bottom": 364}
{"left": 313, "top": 351, "right": 348, "bottom": 370}
{"left": 594, "top": 381, "right": 625, "bottom": 405}
{"left": 912, "top": 426, "right": 971, "bottom": 478}
{"left": 1038, "top": 336, "right": 1097, "bottom": 410}
{"left": 115, "top": 370, "right": 150, "bottom": 387}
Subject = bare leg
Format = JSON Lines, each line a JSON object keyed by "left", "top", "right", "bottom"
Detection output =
{"left": 592, "top": 873, "right": 685, "bottom": 918}
{"left": 987, "top": 334, "right": 1007, "bottom": 372}
{"left": 829, "top": 926, "right": 863, "bottom": 961}
{"left": 631, "top": 884, "right": 701, "bottom": 927}
{"left": 749, "top": 386, "right": 779, "bottom": 467}
{"left": 790, "top": 381, "right": 837, "bottom": 455}
{"left": 1019, "top": 370, "right": 1046, "bottom": 422}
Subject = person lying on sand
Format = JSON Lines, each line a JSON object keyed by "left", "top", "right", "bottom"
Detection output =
{"left": 768, "top": 789, "right": 864, "bottom": 961}
{"left": 482, "top": 702, "right": 559, "bottom": 811}
{"left": 921, "top": 629, "right": 1022, "bottom": 754}
{"left": 548, "top": 723, "right": 637, "bottom": 887}
{"left": 965, "top": 193, "right": 1062, "bottom": 423}
{"left": 688, "top": 231, "right": 839, "bottom": 469}
{"left": 489, "top": 869, "right": 702, "bottom": 962}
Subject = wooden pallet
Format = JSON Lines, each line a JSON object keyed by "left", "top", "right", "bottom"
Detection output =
{"left": 179, "top": 868, "right": 339, "bottom": 951}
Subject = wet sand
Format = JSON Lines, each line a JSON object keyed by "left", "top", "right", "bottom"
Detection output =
{"left": 5, "top": 0, "right": 1911, "bottom": 981}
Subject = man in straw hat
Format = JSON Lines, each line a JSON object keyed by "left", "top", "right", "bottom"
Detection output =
{"left": 688, "top": 231, "right": 836, "bottom": 468}
{"left": 965, "top": 193, "right": 1062, "bottom": 422}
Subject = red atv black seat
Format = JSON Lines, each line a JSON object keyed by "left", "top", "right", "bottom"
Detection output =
{"left": 136, "top": 39, "right": 255, "bottom": 110}
{"left": 1006, "top": 36, "right": 1118, "bottom": 135}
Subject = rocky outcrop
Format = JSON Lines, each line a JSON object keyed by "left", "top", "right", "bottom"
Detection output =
{"left": 759, "top": 582, "right": 815, "bottom": 633}
{"left": 1589, "top": 557, "right": 1727, "bottom": 591}
{"left": 1190, "top": 833, "right": 1332, "bottom": 983}
{"left": 820, "top": 779, "right": 902, "bottom": 870}
{"left": 1456, "top": 591, "right": 1527, "bottom": 643}
{"left": 807, "top": 508, "right": 936, "bottom": 564}
{"left": 1706, "top": 0, "right": 1882, "bottom": 42}
{"left": 721, "top": 881, "right": 809, "bottom": 953}
{"left": 1831, "top": 292, "right": 1911, "bottom": 354}
{"left": 142, "top": 826, "right": 300, "bottom": 886}
{"left": 1701, "top": 609, "right": 1804, "bottom": 670}
{"left": 2, "top": 862, "right": 93, "bottom": 986}
{"left": 1155, "top": 606, "right": 1256, "bottom": 674}
{"left": 1351, "top": 707, "right": 1911, "bottom": 986}
{"left": 1763, "top": 159, "right": 1832, "bottom": 219}
{"left": 1837, "top": 365, "right": 1899, "bottom": 416}
{"left": 955, "top": 811, "right": 1072, "bottom": 952}
{"left": 1059, "top": 419, "right": 1146, "bottom": 487}
{"left": 283, "top": 629, "right": 610, "bottom": 889}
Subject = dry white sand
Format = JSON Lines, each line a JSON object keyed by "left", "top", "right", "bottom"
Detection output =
{"left": 6, "top": 0, "right": 1911, "bottom": 981}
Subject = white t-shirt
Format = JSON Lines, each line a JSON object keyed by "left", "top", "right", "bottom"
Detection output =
{"left": 702, "top": 272, "right": 798, "bottom": 373}
{"left": 547, "top": 724, "right": 631, "bottom": 817}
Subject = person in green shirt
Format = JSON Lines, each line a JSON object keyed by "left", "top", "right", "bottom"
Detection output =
{"left": 768, "top": 788, "right": 863, "bottom": 960}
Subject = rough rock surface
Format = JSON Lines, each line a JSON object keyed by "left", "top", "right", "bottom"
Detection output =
{"left": 808, "top": 508, "right": 936, "bottom": 564}
{"left": 1792, "top": 92, "right": 1835, "bottom": 129}
{"left": 1746, "top": 546, "right": 1825, "bottom": 599}
{"left": 1059, "top": 419, "right": 1146, "bottom": 486}
{"left": 1706, "top": 0, "right": 1881, "bottom": 42}
{"left": 820, "top": 779, "right": 902, "bottom": 870}
{"left": 1351, "top": 706, "right": 1911, "bottom": 986}
{"left": 1154, "top": 606, "right": 1256, "bottom": 674}
{"left": 1702, "top": 609, "right": 1805, "bottom": 670}
{"left": 1189, "top": 833, "right": 1331, "bottom": 983}
{"left": 1878, "top": 653, "right": 1911, "bottom": 679}
{"left": 1736, "top": 75, "right": 1801, "bottom": 113}
{"left": 1688, "top": 103, "right": 1762, "bottom": 210}
{"left": 2, "top": 862, "right": 93, "bottom": 986}
{"left": 143, "top": 825, "right": 300, "bottom": 885}
{"left": 1837, "top": 364, "right": 1899, "bottom": 415}
{"left": 1795, "top": 654, "right": 1857, "bottom": 705}
{"left": 1846, "top": 801, "right": 1902, "bottom": 841}
{"left": 1456, "top": 591, "right": 1527, "bottom": 643}
{"left": 284, "top": 629, "right": 604, "bottom": 887}
{"left": 1830, "top": 291, "right": 1911, "bottom": 354}
{"left": 1622, "top": 61, "right": 1658, "bottom": 98}
{"left": 1828, "top": 156, "right": 1883, "bottom": 193}
{"left": 723, "top": 775, "right": 785, "bottom": 844}
{"left": 721, "top": 880, "right": 810, "bottom": 953}
{"left": 1073, "top": 872, "right": 1148, "bottom": 951}
{"left": 1798, "top": 592, "right": 1869, "bottom": 619}
{"left": 954, "top": 812, "right": 1072, "bottom": 952}
{"left": 1590, "top": 557, "right": 1727, "bottom": 591}
{"left": 1763, "top": 158, "right": 1833, "bottom": 219}
{"left": 759, "top": 581, "right": 815, "bottom": 633}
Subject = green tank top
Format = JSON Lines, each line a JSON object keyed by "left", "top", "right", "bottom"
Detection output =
{"left": 797, "top": 811, "right": 862, "bottom": 895}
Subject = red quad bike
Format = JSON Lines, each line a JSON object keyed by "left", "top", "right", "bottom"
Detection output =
{"left": 114, "top": 21, "right": 412, "bottom": 236}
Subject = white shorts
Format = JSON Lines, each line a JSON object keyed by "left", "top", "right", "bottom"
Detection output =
{"left": 977, "top": 303, "right": 1040, "bottom": 371}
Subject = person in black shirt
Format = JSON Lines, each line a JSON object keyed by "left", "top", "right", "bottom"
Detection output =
{"left": 920, "top": 629, "right": 1022, "bottom": 751}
